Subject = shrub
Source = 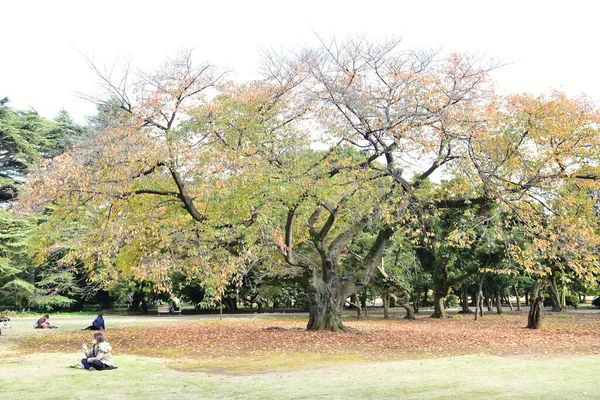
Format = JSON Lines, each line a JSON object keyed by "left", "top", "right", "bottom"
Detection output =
{"left": 565, "top": 294, "right": 579, "bottom": 309}
{"left": 445, "top": 294, "right": 459, "bottom": 309}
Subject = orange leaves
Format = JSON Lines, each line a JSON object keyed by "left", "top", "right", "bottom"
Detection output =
{"left": 16, "top": 314, "right": 600, "bottom": 361}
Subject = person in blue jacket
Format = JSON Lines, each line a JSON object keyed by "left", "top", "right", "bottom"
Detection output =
{"left": 82, "top": 314, "right": 105, "bottom": 331}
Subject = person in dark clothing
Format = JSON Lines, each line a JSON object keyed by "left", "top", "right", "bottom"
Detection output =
{"left": 83, "top": 314, "right": 105, "bottom": 331}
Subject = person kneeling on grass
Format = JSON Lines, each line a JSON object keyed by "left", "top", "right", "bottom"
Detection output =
{"left": 83, "top": 313, "right": 105, "bottom": 331}
{"left": 79, "top": 332, "right": 116, "bottom": 370}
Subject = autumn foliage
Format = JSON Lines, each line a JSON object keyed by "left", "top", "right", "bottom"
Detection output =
{"left": 15, "top": 39, "right": 600, "bottom": 331}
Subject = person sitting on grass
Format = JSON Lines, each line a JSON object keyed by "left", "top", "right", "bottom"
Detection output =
{"left": 79, "top": 332, "right": 116, "bottom": 370}
{"left": 83, "top": 313, "right": 105, "bottom": 331}
{"left": 35, "top": 314, "right": 58, "bottom": 329}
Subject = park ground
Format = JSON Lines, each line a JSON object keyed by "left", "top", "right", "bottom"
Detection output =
{"left": 1, "top": 310, "right": 600, "bottom": 399}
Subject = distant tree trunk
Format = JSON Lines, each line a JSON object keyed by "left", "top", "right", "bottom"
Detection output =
{"left": 222, "top": 297, "right": 238, "bottom": 313}
{"left": 360, "top": 292, "right": 368, "bottom": 317}
{"left": 28, "top": 269, "right": 36, "bottom": 285}
{"left": 495, "top": 292, "right": 503, "bottom": 314}
{"left": 432, "top": 289, "right": 448, "bottom": 318}
{"left": 459, "top": 283, "right": 473, "bottom": 314}
{"left": 485, "top": 295, "right": 493, "bottom": 312}
{"left": 548, "top": 276, "right": 566, "bottom": 312}
{"left": 382, "top": 293, "right": 389, "bottom": 319}
{"left": 527, "top": 280, "right": 546, "bottom": 329}
{"left": 131, "top": 292, "right": 145, "bottom": 313}
{"left": 389, "top": 295, "right": 396, "bottom": 308}
{"left": 412, "top": 291, "right": 420, "bottom": 313}
{"left": 514, "top": 285, "right": 521, "bottom": 311}
{"left": 375, "top": 265, "right": 415, "bottom": 320}
{"left": 395, "top": 289, "right": 416, "bottom": 320}
{"left": 505, "top": 294, "right": 514, "bottom": 311}
{"left": 474, "top": 274, "right": 485, "bottom": 321}
{"left": 401, "top": 301, "right": 415, "bottom": 320}
{"left": 350, "top": 294, "right": 362, "bottom": 320}
{"left": 71, "top": 299, "right": 84, "bottom": 312}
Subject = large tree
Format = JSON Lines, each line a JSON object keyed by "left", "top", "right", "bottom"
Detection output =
{"left": 264, "top": 39, "right": 600, "bottom": 328}
{"left": 20, "top": 41, "right": 600, "bottom": 331}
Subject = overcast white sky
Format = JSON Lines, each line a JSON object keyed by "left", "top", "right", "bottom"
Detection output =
{"left": 3, "top": 0, "right": 599, "bottom": 123}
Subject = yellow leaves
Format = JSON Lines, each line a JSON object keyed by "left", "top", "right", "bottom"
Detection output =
{"left": 445, "top": 229, "right": 473, "bottom": 249}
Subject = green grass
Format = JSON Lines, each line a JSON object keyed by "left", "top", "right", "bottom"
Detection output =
{"left": 1, "top": 352, "right": 598, "bottom": 399}
{"left": 1, "top": 315, "right": 600, "bottom": 399}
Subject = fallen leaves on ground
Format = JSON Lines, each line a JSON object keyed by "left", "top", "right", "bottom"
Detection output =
{"left": 12, "top": 313, "right": 600, "bottom": 363}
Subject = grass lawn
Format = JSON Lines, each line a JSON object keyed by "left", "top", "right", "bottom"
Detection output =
{"left": 1, "top": 312, "right": 599, "bottom": 399}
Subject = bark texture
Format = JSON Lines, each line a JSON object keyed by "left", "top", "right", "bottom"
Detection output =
{"left": 527, "top": 281, "right": 546, "bottom": 329}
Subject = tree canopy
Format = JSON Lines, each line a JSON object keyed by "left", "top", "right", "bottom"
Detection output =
{"left": 14, "top": 39, "right": 600, "bottom": 330}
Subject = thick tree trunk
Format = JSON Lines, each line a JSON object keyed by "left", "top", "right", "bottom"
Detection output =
{"left": 307, "top": 278, "right": 346, "bottom": 332}
{"left": 527, "top": 281, "right": 545, "bottom": 329}
{"left": 431, "top": 290, "right": 448, "bottom": 318}
{"left": 289, "top": 205, "right": 393, "bottom": 332}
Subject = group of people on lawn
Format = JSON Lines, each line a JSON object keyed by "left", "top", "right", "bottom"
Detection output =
{"left": 33, "top": 302, "right": 179, "bottom": 370}
{"left": 34, "top": 313, "right": 115, "bottom": 371}
{"left": 34, "top": 313, "right": 105, "bottom": 330}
